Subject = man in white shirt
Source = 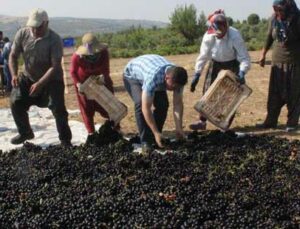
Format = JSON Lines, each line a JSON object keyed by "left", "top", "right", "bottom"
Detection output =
{"left": 189, "top": 10, "right": 251, "bottom": 131}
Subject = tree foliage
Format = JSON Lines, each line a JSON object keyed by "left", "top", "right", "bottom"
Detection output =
{"left": 247, "top": 13, "right": 260, "bottom": 25}
{"left": 198, "top": 11, "right": 207, "bottom": 38}
{"left": 94, "top": 27, "right": 198, "bottom": 58}
{"left": 74, "top": 8, "right": 270, "bottom": 58}
{"left": 227, "top": 17, "right": 234, "bottom": 26}
{"left": 169, "top": 4, "right": 199, "bottom": 44}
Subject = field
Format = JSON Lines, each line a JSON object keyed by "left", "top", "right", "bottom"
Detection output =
{"left": 0, "top": 51, "right": 298, "bottom": 140}
{"left": 1, "top": 51, "right": 300, "bottom": 227}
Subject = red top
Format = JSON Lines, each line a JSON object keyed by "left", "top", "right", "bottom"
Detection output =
{"left": 70, "top": 48, "right": 113, "bottom": 92}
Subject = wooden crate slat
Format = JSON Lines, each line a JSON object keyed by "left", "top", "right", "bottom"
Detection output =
{"left": 81, "top": 76, "right": 127, "bottom": 124}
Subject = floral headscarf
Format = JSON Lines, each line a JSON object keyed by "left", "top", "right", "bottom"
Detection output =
{"left": 206, "top": 9, "right": 228, "bottom": 37}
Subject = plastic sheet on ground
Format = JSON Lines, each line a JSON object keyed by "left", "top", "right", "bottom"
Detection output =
{"left": 0, "top": 107, "right": 89, "bottom": 152}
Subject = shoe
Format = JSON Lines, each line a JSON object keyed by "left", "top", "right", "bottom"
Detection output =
{"left": 189, "top": 121, "right": 207, "bottom": 131}
{"left": 286, "top": 126, "right": 298, "bottom": 132}
{"left": 11, "top": 132, "right": 34, "bottom": 145}
{"left": 86, "top": 133, "right": 97, "bottom": 145}
{"left": 255, "top": 122, "right": 277, "bottom": 129}
{"left": 61, "top": 140, "right": 72, "bottom": 147}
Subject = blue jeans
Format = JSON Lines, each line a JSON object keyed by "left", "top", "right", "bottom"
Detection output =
{"left": 123, "top": 77, "right": 169, "bottom": 144}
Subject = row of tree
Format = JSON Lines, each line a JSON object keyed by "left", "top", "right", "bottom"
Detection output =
{"left": 169, "top": 4, "right": 269, "bottom": 50}
{"left": 80, "top": 4, "right": 269, "bottom": 58}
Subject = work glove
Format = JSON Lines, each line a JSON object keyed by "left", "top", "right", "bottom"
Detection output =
{"left": 237, "top": 70, "right": 246, "bottom": 85}
{"left": 76, "top": 83, "right": 84, "bottom": 94}
{"left": 190, "top": 72, "right": 201, "bottom": 92}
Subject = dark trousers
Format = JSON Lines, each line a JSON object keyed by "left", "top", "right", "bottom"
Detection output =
{"left": 10, "top": 76, "right": 72, "bottom": 142}
{"left": 123, "top": 77, "right": 169, "bottom": 144}
{"left": 0, "top": 67, "right": 5, "bottom": 90}
{"left": 3, "top": 61, "right": 12, "bottom": 92}
{"left": 265, "top": 63, "right": 300, "bottom": 127}
{"left": 200, "top": 59, "right": 240, "bottom": 126}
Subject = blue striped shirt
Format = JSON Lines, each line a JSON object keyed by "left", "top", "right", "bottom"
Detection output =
{"left": 124, "top": 54, "right": 174, "bottom": 97}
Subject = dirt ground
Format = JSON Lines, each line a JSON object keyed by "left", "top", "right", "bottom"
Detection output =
{"left": 1, "top": 51, "right": 300, "bottom": 141}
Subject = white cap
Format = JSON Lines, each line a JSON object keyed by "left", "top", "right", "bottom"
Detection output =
{"left": 26, "top": 8, "right": 49, "bottom": 27}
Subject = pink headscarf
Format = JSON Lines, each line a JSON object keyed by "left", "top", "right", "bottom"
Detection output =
{"left": 206, "top": 9, "right": 228, "bottom": 35}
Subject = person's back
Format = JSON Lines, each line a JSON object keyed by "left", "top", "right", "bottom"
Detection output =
{"left": 124, "top": 54, "right": 173, "bottom": 81}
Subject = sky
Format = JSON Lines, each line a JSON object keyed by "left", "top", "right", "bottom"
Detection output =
{"left": 2, "top": 0, "right": 300, "bottom": 22}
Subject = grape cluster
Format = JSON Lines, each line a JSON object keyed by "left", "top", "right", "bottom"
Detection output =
{"left": 0, "top": 130, "right": 299, "bottom": 228}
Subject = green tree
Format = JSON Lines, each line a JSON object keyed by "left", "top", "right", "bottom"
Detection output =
{"left": 198, "top": 11, "right": 207, "bottom": 37}
{"left": 226, "top": 17, "right": 234, "bottom": 26}
{"left": 247, "top": 13, "right": 260, "bottom": 25}
{"left": 169, "top": 4, "right": 199, "bottom": 44}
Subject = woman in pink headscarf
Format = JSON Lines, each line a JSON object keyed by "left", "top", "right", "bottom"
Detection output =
{"left": 189, "top": 10, "right": 251, "bottom": 131}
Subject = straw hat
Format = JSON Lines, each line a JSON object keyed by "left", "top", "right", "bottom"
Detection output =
{"left": 76, "top": 33, "right": 106, "bottom": 55}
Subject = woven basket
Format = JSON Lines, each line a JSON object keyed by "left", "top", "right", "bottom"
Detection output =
{"left": 194, "top": 70, "right": 252, "bottom": 130}
{"left": 81, "top": 75, "right": 127, "bottom": 125}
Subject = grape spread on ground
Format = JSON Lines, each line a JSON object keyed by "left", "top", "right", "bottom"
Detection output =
{"left": 0, "top": 130, "right": 300, "bottom": 228}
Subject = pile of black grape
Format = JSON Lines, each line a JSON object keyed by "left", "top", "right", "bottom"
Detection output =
{"left": 0, "top": 131, "right": 300, "bottom": 228}
{"left": 85, "top": 120, "right": 123, "bottom": 147}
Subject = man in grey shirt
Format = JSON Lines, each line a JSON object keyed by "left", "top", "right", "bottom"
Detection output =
{"left": 9, "top": 8, "right": 72, "bottom": 146}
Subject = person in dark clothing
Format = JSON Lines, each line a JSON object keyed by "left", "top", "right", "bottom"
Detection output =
{"left": 2, "top": 37, "right": 12, "bottom": 92}
{"left": 0, "top": 31, "right": 4, "bottom": 52}
{"left": 0, "top": 31, "right": 5, "bottom": 90}
{"left": 257, "top": 0, "right": 300, "bottom": 132}
{"left": 9, "top": 8, "right": 72, "bottom": 145}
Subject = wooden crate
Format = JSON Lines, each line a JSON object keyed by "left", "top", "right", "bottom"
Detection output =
{"left": 194, "top": 70, "right": 252, "bottom": 130}
{"left": 80, "top": 75, "right": 128, "bottom": 125}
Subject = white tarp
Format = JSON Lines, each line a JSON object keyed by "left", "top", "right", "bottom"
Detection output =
{"left": 0, "top": 107, "right": 89, "bottom": 152}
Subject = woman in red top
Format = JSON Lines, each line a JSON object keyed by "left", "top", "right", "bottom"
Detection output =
{"left": 70, "top": 33, "right": 115, "bottom": 136}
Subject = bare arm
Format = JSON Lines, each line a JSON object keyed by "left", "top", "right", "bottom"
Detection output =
{"left": 39, "top": 58, "right": 62, "bottom": 86}
{"left": 9, "top": 50, "right": 19, "bottom": 87}
{"left": 142, "top": 91, "right": 159, "bottom": 135}
{"left": 173, "top": 90, "right": 185, "bottom": 138}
